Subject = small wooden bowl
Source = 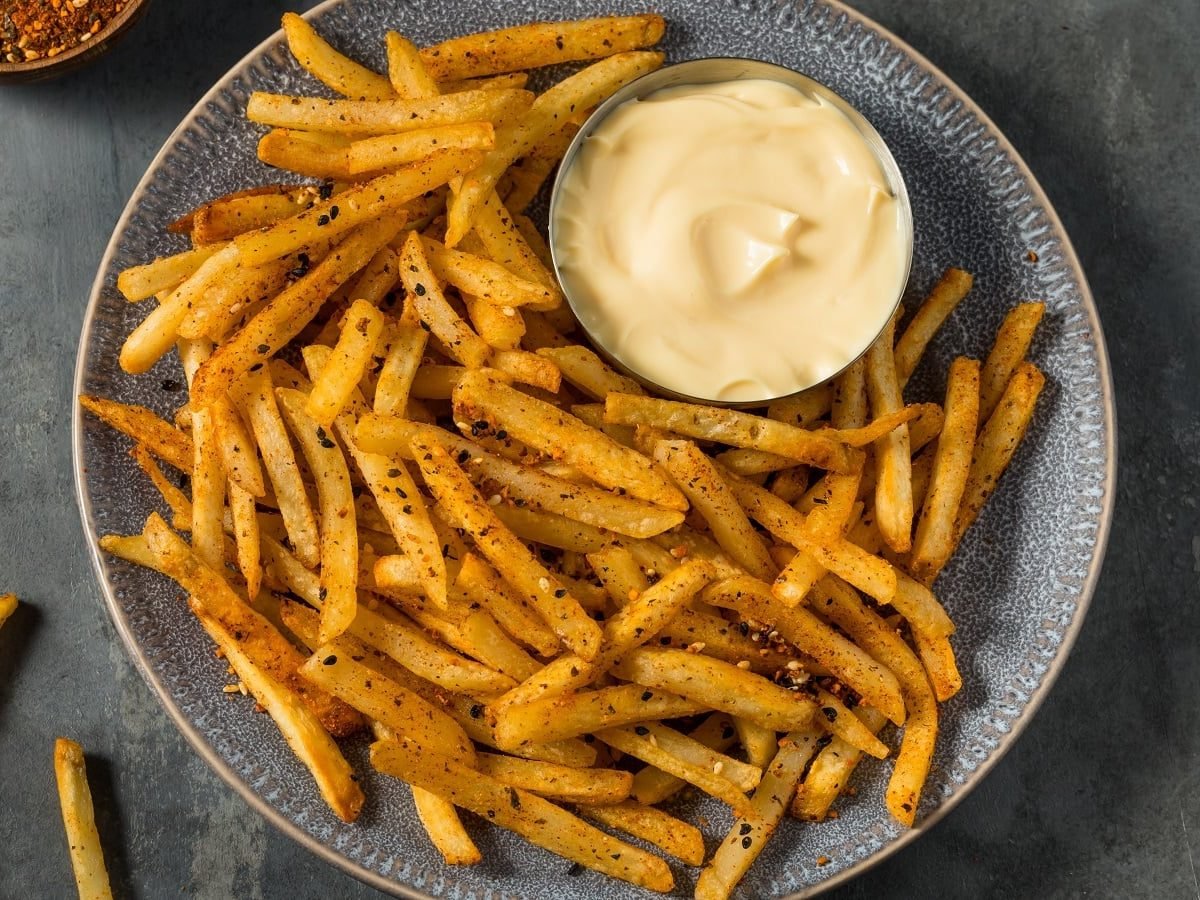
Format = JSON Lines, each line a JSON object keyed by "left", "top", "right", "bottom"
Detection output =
{"left": 0, "top": 0, "right": 154, "bottom": 84}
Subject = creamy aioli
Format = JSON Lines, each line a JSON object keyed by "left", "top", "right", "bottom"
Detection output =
{"left": 552, "top": 78, "right": 908, "bottom": 402}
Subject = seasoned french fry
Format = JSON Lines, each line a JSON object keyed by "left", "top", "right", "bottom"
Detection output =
{"left": 396, "top": 231, "right": 492, "bottom": 368}
{"left": 419, "top": 15, "right": 667, "bottom": 80}
{"left": 537, "top": 345, "right": 643, "bottom": 400}
{"left": 347, "top": 123, "right": 496, "bottom": 174}
{"left": 491, "top": 503, "right": 615, "bottom": 553}
{"left": 605, "top": 394, "right": 855, "bottom": 473}
{"left": 439, "top": 72, "right": 530, "bottom": 94}
{"left": 631, "top": 714, "right": 738, "bottom": 805}
{"left": 894, "top": 268, "right": 974, "bottom": 387}
{"left": 422, "top": 235, "right": 559, "bottom": 310}
{"left": 832, "top": 357, "right": 868, "bottom": 428}
{"left": 306, "top": 299, "right": 385, "bottom": 426}
{"left": 913, "top": 630, "right": 963, "bottom": 702}
{"left": 469, "top": 191, "right": 560, "bottom": 294}
{"left": 475, "top": 753, "right": 633, "bottom": 805}
{"left": 865, "top": 315, "right": 914, "bottom": 553}
{"left": 385, "top": 31, "right": 439, "bottom": 98}
{"left": 445, "top": 51, "right": 664, "bottom": 245}
{"left": 371, "top": 738, "right": 674, "bottom": 892}
{"left": 411, "top": 435, "right": 601, "bottom": 659}
{"left": 457, "top": 553, "right": 560, "bottom": 657}
{"left": 694, "top": 726, "right": 825, "bottom": 900}
{"left": 117, "top": 242, "right": 226, "bottom": 302}
{"left": 257, "top": 128, "right": 353, "bottom": 179}
{"left": 188, "top": 407, "right": 225, "bottom": 570}
{"left": 581, "top": 802, "right": 704, "bottom": 866}
{"left": 228, "top": 481, "right": 262, "bottom": 601}
{"left": 246, "top": 89, "right": 532, "bottom": 135}
{"left": 979, "top": 302, "right": 1046, "bottom": 421}
{"left": 766, "top": 383, "right": 834, "bottom": 427}
{"left": 503, "top": 122, "right": 581, "bottom": 214}
{"left": 53, "top": 738, "right": 113, "bottom": 900}
{"left": 79, "top": 395, "right": 193, "bottom": 471}
{"left": 411, "top": 785, "right": 481, "bottom": 866}
{"left": 275, "top": 388, "right": 358, "bottom": 643}
{"left": 210, "top": 395, "right": 266, "bottom": 497}
{"left": 373, "top": 319, "right": 428, "bottom": 415}
{"left": 491, "top": 349, "right": 561, "bottom": 393}
{"left": 814, "top": 687, "right": 889, "bottom": 759}
{"left": 455, "top": 370, "right": 686, "bottom": 510}
{"left": 793, "top": 705, "right": 889, "bottom": 821}
{"left": 734, "top": 717, "right": 778, "bottom": 770}
{"left": 613, "top": 647, "right": 818, "bottom": 733}
{"left": 189, "top": 185, "right": 322, "bottom": 245}
{"left": 282, "top": 12, "right": 394, "bottom": 100}
{"left": 911, "top": 357, "right": 981, "bottom": 581}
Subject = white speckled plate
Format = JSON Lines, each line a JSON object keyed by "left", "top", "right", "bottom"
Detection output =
{"left": 72, "top": 1, "right": 1116, "bottom": 897}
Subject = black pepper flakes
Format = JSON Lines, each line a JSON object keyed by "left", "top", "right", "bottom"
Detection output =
{"left": 634, "top": 726, "right": 649, "bottom": 736}
{"left": 322, "top": 654, "right": 337, "bottom": 666}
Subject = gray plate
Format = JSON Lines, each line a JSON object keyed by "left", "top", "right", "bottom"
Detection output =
{"left": 71, "top": 1, "right": 1117, "bottom": 897}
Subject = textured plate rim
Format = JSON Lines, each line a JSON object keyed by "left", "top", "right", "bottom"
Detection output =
{"left": 70, "top": 1, "right": 1117, "bottom": 897}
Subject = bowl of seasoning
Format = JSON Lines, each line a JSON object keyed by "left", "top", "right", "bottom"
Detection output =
{"left": 0, "top": 0, "right": 153, "bottom": 83}
{"left": 549, "top": 57, "right": 913, "bottom": 407}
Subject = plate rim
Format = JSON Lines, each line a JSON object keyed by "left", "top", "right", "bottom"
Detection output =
{"left": 70, "top": 1, "right": 1118, "bottom": 897}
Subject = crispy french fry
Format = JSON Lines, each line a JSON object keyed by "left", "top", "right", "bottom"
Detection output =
{"left": 491, "top": 349, "right": 561, "bottom": 393}
{"left": 832, "top": 357, "right": 868, "bottom": 428}
{"left": 734, "top": 717, "right": 777, "bottom": 770}
{"left": 439, "top": 72, "right": 530, "bottom": 94}
{"left": 306, "top": 299, "right": 385, "bottom": 426}
{"left": 631, "top": 714, "right": 738, "bottom": 805}
{"left": 792, "top": 705, "right": 889, "bottom": 821}
{"left": 537, "top": 345, "right": 643, "bottom": 400}
{"left": 613, "top": 647, "right": 818, "bottom": 733}
{"left": 865, "top": 315, "right": 914, "bottom": 553}
{"left": 282, "top": 12, "right": 394, "bottom": 100}
{"left": 579, "top": 802, "right": 704, "bottom": 866}
{"left": 419, "top": 15, "right": 667, "bottom": 80}
{"left": 196, "top": 609, "right": 364, "bottom": 822}
{"left": 455, "top": 370, "right": 686, "bottom": 510}
{"left": 979, "top": 302, "right": 1046, "bottom": 421}
{"left": 766, "top": 383, "right": 834, "bottom": 427}
{"left": 470, "top": 191, "right": 560, "bottom": 294}
{"left": 457, "top": 553, "right": 560, "bottom": 657}
{"left": 475, "top": 753, "right": 633, "bottom": 805}
{"left": 373, "top": 319, "right": 428, "bottom": 416}
{"left": 257, "top": 128, "right": 353, "bottom": 179}
{"left": 445, "top": 51, "right": 664, "bottom": 245}
{"left": 53, "top": 738, "right": 113, "bottom": 900}
{"left": 210, "top": 394, "right": 266, "bottom": 497}
{"left": 189, "top": 407, "right": 225, "bottom": 570}
{"left": 491, "top": 503, "right": 615, "bottom": 553}
{"left": 371, "top": 738, "right": 674, "bottom": 892}
{"left": 814, "top": 687, "right": 889, "bottom": 759}
{"left": 911, "top": 357, "right": 981, "bottom": 581}
{"left": 228, "top": 481, "right": 262, "bottom": 601}
{"left": 396, "top": 231, "right": 492, "bottom": 368}
{"left": 246, "top": 89, "right": 532, "bottom": 135}
{"left": 913, "top": 631, "right": 963, "bottom": 702}
{"left": 894, "top": 268, "right": 974, "bottom": 387}
{"left": 79, "top": 395, "right": 193, "bottom": 471}
{"left": 275, "top": 388, "right": 358, "bottom": 643}
{"left": 411, "top": 785, "right": 481, "bottom": 865}
{"left": 411, "top": 435, "right": 601, "bottom": 659}
{"left": 117, "top": 243, "right": 226, "bottom": 302}
{"left": 189, "top": 185, "right": 322, "bottom": 245}
{"left": 347, "top": 123, "right": 496, "bottom": 174}
{"left": 385, "top": 31, "right": 439, "bottom": 98}
{"left": 605, "top": 394, "right": 855, "bottom": 473}
{"left": 422, "top": 235, "right": 559, "bottom": 310}
{"left": 503, "top": 122, "right": 581, "bottom": 213}
{"left": 694, "top": 726, "right": 824, "bottom": 900}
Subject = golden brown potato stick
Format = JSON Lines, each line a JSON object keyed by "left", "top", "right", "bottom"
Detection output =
{"left": 54, "top": 738, "right": 113, "bottom": 900}
{"left": 274, "top": 388, "right": 358, "bottom": 644}
{"left": 457, "top": 553, "right": 560, "bottom": 657}
{"left": 911, "top": 357, "right": 981, "bottom": 581}
{"left": 188, "top": 407, "right": 226, "bottom": 570}
{"left": 422, "top": 235, "right": 559, "bottom": 310}
{"left": 347, "top": 123, "right": 496, "bottom": 174}
{"left": 211, "top": 395, "right": 266, "bottom": 497}
{"left": 371, "top": 738, "right": 674, "bottom": 892}
{"left": 282, "top": 12, "right": 394, "bottom": 100}
{"left": 766, "top": 383, "right": 833, "bottom": 427}
{"left": 396, "top": 231, "right": 492, "bottom": 368}
{"left": 537, "top": 345, "right": 643, "bottom": 399}
{"left": 373, "top": 320, "right": 428, "bottom": 416}
{"left": 419, "top": 15, "right": 666, "bottom": 80}
{"left": 411, "top": 786, "right": 481, "bottom": 866}
{"left": 196, "top": 609, "right": 364, "bottom": 823}
{"left": 385, "top": 31, "right": 439, "bottom": 98}
{"left": 913, "top": 631, "right": 963, "bottom": 702}
{"left": 612, "top": 647, "right": 818, "bottom": 733}
{"left": 228, "top": 481, "right": 262, "bottom": 600}
{"left": 411, "top": 435, "right": 601, "bottom": 659}
{"left": 306, "top": 299, "right": 385, "bottom": 426}
{"left": 79, "top": 395, "right": 193, "bottom": 471}
{"left": 631, "top": 714, "right": 738, "bottom": 805}
{"left": 257, "top": 128, "right": 353, "bottom": 179}
{"left": 979, "top": 301, "right": 1046, "bottom": 421}
{"left": 190, "top": 185, "right": 321, "bottom": 245}
{"left": 502, "top": 121, "right": 581, "bottom": 214}
{"left": 793, "top": 705, "right": 889, "bottom": 821}
{"left": 605, "top": 393, "right": 856, "bottom": 473}
{"left": 579, "top": 802, "right": 705, "bottom": 866}
{"left": 865, "top": 314, "right": 914, "bottom": 553}
{"left": 894, "top": 267, "right": 975, "bottom": 386}
{"left": 832, "top": 357, "right": 869, "bottom": 428}
{"left": 117, "top": 242, "right": 226, "bottom": 302}
{"left": 475, "top": 753, "right": 633, "bottom": 805}
{"left": 246, "top": 89, "right": 532, "bottom": 135}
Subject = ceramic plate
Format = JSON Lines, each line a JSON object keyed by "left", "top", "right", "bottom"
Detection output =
{"left": 72, "top": 0, "right": 1116, "bottom": 896}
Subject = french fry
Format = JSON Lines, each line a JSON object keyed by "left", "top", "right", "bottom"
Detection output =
{"left": 579, "top": 802, "right": 705, "bottom": 866}
{"left": 306, "top": 299, "right": 385, "bottom": 426}
{"left": 818, "top": 404, "right": 924, "bottom": 447}
{"left": 491, "top": 503, "right": 615, "bottom": 553}
{"left": 469, "top": 191, "right": 560, "bottom": 295}
{"left": 196, "top": 609, "right": 364, "bottom": 822}
{"left": 491, "top": 349, "right": 562, "bottom": 393}
{"left": 953, "top": 361, "right": 1046, "bottom": 550}
{"left": 439, "top": 72, "right": 530, "bottom": 94}
{"left": 503, "top": 122, "right": 581, "bottom": 214}
{"left": 597, "top": 725, "right": 757, "bottom": 817}
{"left": 894, "top": 268, "right": 974, "bottom": 387}
{"left": 792, "top": 705, "right": 889, "bottom": 821}
{"left": 282, "top": 12, "right": 394, "bottom": 100}
{"left": 771, "top": 467, "right": 863, "bottom": 605}
{"left": 299, "top": 645, "right": 474, "bottom": 758}
{"left": 371, "top": 738, "right": 674, "bottom": 892}
{"left": 464, "top": 293, "right": 526, "bottom": 350}
{"left": 605, "top": 394, "right": 856, "bottom": 473}
{"left": 694, "top": 726, "right": 824, "bottom": 900}
{"left": 373, "top": 319, "right": 428, "bottom": 415}
{"left": 53, "top": 738, "right": 113, "bottom": 900}
{"left": 180, "top": 254, "right": 296, "bottom": 342}
{"left": 246, "top": 89, "right": 532, "bottom": 135}
{"left": 237, "top": 370, "right": 321, "bottom": 568}
{"left": 422, "top": 235, "right": 559, "bottom": 310}
{"left": 188, "top": 407, "right": 225, "bottom": 570}
{"left": 210, "top": 395, "right": 266, "bottom": 497}
{"left": 396, "top": 231, "right": 492, "bottom": 368}
{"left": 913, "top": 630, "right": 963, "bottom": 702}
{"left": 865, "top": 314, "right": 914, "bottom": 553}
{"left": 128, "top": 445, "right": 192, "bottom": 528}
{"left": 612, "top": 647, "right": 818, "bottom": 733}
{"left": 911, "top": 357, "right": 981, "bottom": 581}
{"left": 832, "top": 357, "right": 868, "bottom": 428}
{"left": 347, "top": 244, "right": 401, "bottom": 308}
{"left": 815, "top": 687, "right": 890, "bottom": 759}
{"left": 347, "top": 123, "right": 496, "bottom": 174}
{"left": 475, "top": 753, "right": 633, "bottom": 805}
{"left": 189, "top": 185, "right": 322, "bottom": 245}
{"left": 979, "top": 302, "right": 1046, "bottom": 421}
{"left": 654, "top": 440, "right": 778, "bottom": 582}
{"left": 79, "top": 395, "right": 193, "bottom": 471}
{"left": 537, "top": 345, "right": 643, "bottom": 400}
{"left": 703, "top": 575, "right": 906, "bottom": 725}
{"left": 385, "top": 31, "right": 439, "bottom": 98}
{"left": 455, "top": 370, "right": 686, "bottom": 510}
{"left": 411, "top": 435, "right": 601, "bottom": 659}
{"left": 275, "top": 388, "right": 358, "bottom": 643}
{"left": 734, "top": 717, "right": 778, "bottom": 770}
{"left": 494, "top": 683, "right": 704, "bottom": 749}
{"left": 411, "top": 786, "right": 481, "bottom": 866}
{"left": 257, "top": 128, "right": 353, "bottom": 179}
{"left": 228, "top": 481, "right": 262, "bottom": 601}
{"left": 631, "top": 713, "right": 738, "bottom": 805}
{"left": 445, "top": 51, "right": 664, "bottom": 245}
{"left": 766, "top": 383, "right": 834, "bottom": 427}
{"left": 419, "top": 15, "right": 667, "bottom": 80}
{"left": 457, "top": 553, "right": 560, "bottom": 657}
{"left": 116, "top": 242, "right": 226, "bottom": 302}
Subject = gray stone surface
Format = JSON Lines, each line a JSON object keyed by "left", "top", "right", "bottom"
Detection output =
{"left": 0, "top": 1, "right": 1193, "bottom": 898}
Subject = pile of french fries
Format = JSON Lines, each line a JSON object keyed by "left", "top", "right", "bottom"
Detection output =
{"left": 82, "top": 13, "right": 1047, "bottom": 897}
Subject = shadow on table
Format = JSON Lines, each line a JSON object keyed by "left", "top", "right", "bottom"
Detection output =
{"left": 87, "top": 754, "right": 139, "bottom": 900}
{"left": 0, "top": 601, "right": 39, "bottom": 730}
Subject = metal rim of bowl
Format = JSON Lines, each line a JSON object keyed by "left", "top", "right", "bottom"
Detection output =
{"left": 0, "top": 0, "right": 153, "bottom": 83}
{"left": 548, "top": 56, "right": 915, "bottom": 408}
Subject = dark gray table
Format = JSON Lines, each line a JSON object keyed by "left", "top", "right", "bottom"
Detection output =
{"left": 1, "top": 1, "right": 1196, "bottom": 897}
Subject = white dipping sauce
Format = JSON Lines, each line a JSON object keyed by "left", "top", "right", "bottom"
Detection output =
{"left": 552, "top": 78, "right": 908, "bottom": 402}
